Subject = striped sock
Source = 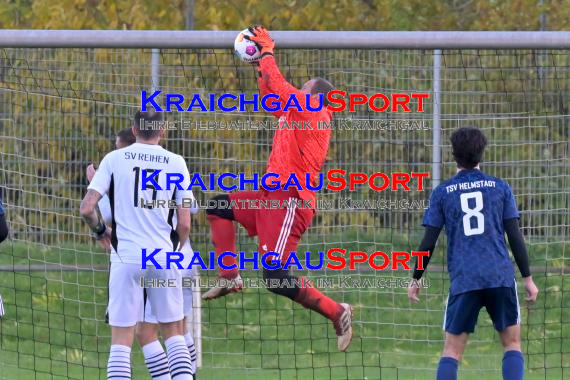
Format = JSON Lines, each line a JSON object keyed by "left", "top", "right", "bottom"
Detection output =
{"left": 142, "top": 340, "right": 171, "bottom": 380}
{"left": 184, "top": 333, "right": 197, "bottom": 375}
{"left": 165, "top": 335, "right": 193, "bottom": 380}
{"left": 107, "top": 344, "right": 131, "bottom": 379}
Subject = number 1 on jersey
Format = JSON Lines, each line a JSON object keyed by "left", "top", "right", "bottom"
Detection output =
{"left": 133, "top": 167, "right": 159, "bottom": 208}
{"left": 460, "top": 191, "right": 484, "bottom": 236}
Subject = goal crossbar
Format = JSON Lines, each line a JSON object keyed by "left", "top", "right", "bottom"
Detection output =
{"left": 0, "top": 30, "right": 569, "bottom": 49}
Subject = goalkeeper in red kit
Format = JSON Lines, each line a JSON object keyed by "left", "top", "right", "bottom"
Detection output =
{"left": 202, "top": 26, "right": 353, "bottom": 351}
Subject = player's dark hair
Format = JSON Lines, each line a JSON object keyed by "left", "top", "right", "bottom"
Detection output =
{"left": 133, "top": 110, "right": 163, "bottom": 139}
{"left": 450, "top": 126, "right": 488, "bottom": 169}
{"left": 311, "top": 77, "right": 334, "bottom": 107}
{"left": 116, "top": 127, "right": 135, "bottom": 146}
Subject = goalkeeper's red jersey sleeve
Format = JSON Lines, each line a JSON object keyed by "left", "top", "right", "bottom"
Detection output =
{"left": 258, "top": 56, "right": 333, "bottom": 206}
{"left": 257, "top": 68, "right": 284, "bottom": 118}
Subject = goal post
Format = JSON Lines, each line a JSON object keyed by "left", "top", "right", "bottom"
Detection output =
{"left": 0, "top": 30, "right": 568, "bottom": 380}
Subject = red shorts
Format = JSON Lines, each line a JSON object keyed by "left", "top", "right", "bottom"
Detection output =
{"left": 229, "top": 189, "right": 314, "bottom": 265}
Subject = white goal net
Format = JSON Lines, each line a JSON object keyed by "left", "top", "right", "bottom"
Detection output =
{"left": 0, "top": 34, "right": 568, "bottom": 379}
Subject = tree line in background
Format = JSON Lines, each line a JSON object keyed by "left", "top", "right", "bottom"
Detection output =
{"left": 0, "top": 0, "right": 565, "bottom": 32}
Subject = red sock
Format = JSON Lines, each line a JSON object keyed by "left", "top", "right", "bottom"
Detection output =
{"left": 207, "top": 214, "right": 238, "bottom": 279}
{"left": 294, "top": 277, "right": 343, "bottom": 321}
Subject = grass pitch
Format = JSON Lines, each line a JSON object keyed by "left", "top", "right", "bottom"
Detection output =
{"left": 0, "top": 241, "right": 568, "bottom": 379}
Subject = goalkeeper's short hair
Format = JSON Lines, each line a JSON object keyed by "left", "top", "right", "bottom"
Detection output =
{"left": 133, "top": 110, "right": 163, "bottom": 139}
{"left": 311, "top": 77, "right": 334, "bottom": 107}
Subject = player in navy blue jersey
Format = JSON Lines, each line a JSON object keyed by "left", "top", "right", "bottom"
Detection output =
{"left": 408, "top": 127, "right": 539, "bottom": 380}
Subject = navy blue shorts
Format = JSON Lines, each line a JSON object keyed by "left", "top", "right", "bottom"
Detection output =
{"left": 444, "top": 285, "right": 520, "bottom": 334}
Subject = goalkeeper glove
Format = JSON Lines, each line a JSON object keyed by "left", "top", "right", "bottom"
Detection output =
{"left": 245, "top": 26, "right": 275, "bottom": 58}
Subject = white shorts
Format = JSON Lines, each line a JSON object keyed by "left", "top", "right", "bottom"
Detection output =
{"left": 107, "top": 262, "right": 184, "bottom": 327}
{"left": 143, "top": 270, "right": 195, "bottom": 324}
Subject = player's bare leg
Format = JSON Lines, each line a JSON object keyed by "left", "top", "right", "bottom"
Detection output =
{"left": 499, "top": 325, "right": 524, "bottom": 380}
{"left": 441, "top": 331, "right": 468, "bottom": 360}
{"left": 136, "top": 322, "right": 159, "bottom": 348}
{"left": 499, "top": 324, "right": 521, "bottom": 353}
{"left": 437, "top": 332, "right": 468, "bottom": 380}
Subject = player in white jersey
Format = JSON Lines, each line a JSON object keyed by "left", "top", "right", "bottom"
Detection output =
{"left": 86, "top": 127, "right": 200, "bottom": 379}
{"left": 80, "top": 110, "right": 194, "bottom": 380}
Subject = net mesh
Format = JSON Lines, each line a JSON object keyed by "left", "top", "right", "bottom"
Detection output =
{"left": 0, "top": 47, "right": 568, "bottom": 379}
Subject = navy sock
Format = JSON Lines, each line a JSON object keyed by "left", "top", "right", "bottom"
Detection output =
{"left": 502, "top": 350, "right": 524, "bottom": 380}
{"left": 436, "top": 357, "right": 458, "bottom": 380}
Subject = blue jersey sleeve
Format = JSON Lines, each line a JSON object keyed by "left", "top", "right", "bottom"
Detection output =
{"left": 422, "top": 187, "right": 445, "bottom": 228}
{"left": 503, "top": 183, "right": 520, "bottom": 220}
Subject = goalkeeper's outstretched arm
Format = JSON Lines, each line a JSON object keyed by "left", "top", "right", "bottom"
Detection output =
{"left": 258, "top": 56, "right": 305, "bottom": 102}
{"left": 256, "top": 67, "right": 284, "bottom": 118}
